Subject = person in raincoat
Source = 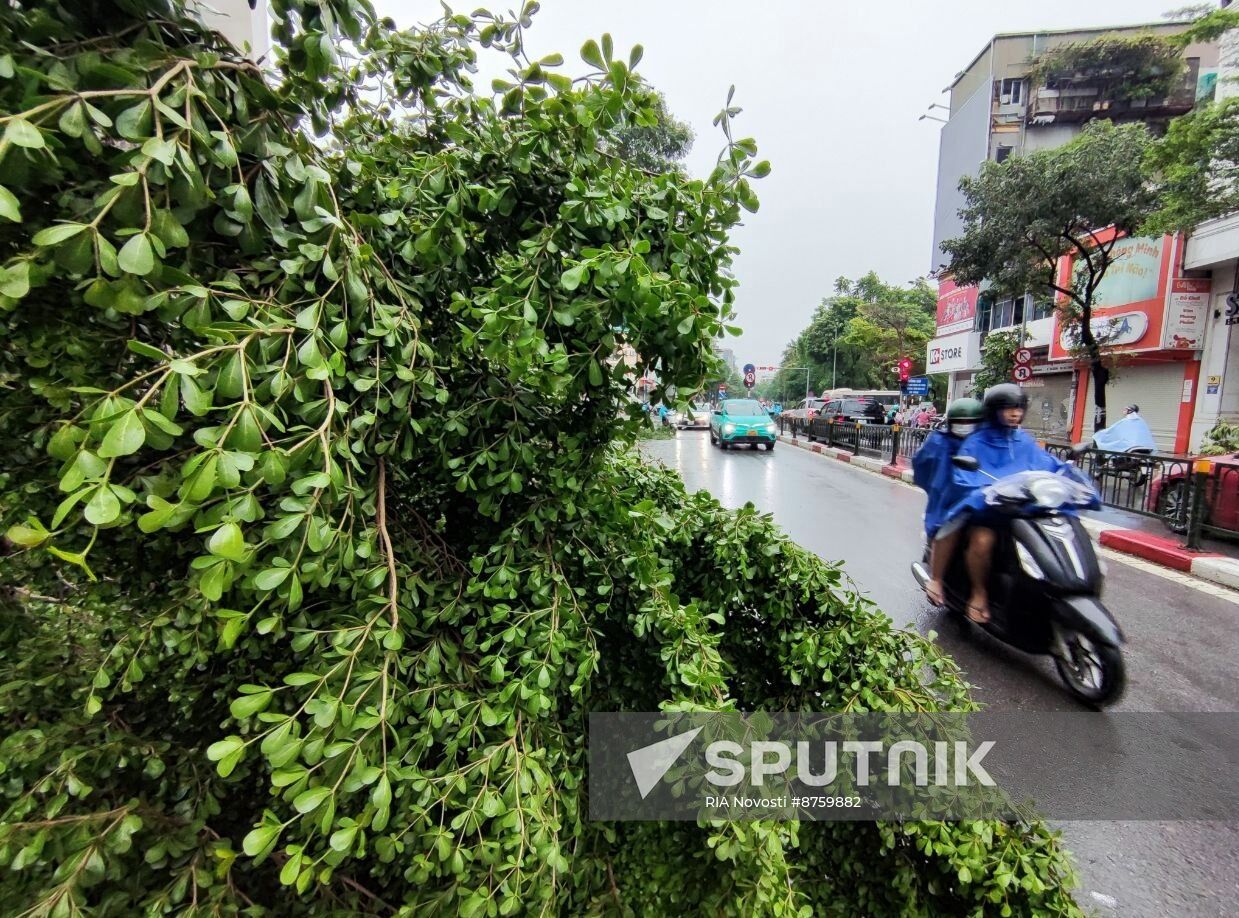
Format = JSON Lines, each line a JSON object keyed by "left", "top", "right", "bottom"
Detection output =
{"left": 912, "top": 397, "right": 983, "bottom": 539}
{"left": 924, "top": 384, "right": 1071, "bottom": 622}
{"left": 1088, "top": 404, "right": 1156, "bottom": 453}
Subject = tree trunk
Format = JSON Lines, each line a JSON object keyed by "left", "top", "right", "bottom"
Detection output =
{"left": 1091, "top": 359, "right": 1110, "bottom": 431}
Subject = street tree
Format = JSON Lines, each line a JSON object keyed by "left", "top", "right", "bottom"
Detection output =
{"left": 0, "top": 1, "right": 1083, "bottom": 914}
{"left": 606, "top": 89, "right": 695, "bottom": 173}
{"left": 942, "top": 120, "right": 1156, "bottom": 429}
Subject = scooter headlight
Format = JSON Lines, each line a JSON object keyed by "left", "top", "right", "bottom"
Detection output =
{"left": 1028, "top": 477, "right": 1070, "bottom": 509}
{"left": 1015, "top": 542, "right": 1045, "bottom": 580}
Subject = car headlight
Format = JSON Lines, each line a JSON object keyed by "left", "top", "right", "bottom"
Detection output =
{"left": 722, "top": 423, "right": 736, "bottom": 435}
{"left": 1015, "top": 542, "right": 1045, "bottom": 580}
{"left": 1028, "top": 477, "right": 1070, "bottom": 509}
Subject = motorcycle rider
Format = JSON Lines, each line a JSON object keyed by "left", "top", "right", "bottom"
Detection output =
{"left": 913, "top": 396, "right": 982, "bottom": 540}
{"left": 1088, "top": 403, "right": 1157, "bottom": 453}
{"left": 924, "top": 384, "right": 1068, "bottom": 621}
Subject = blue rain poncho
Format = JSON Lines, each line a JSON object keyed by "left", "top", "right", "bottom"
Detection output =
{"left": 941, "top": 422, "right": 1072, "bottom": 528}
{"left": 1092, "top": 413, "right": 1157, "bottom": 453}
{"left": 912, "top": 430, "right": 968, "bottom": 538}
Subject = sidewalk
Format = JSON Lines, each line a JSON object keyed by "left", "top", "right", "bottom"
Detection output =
{"left": 777, "top": 432, "right": 1239, "bottom": 591}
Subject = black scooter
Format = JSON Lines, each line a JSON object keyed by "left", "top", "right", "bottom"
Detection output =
{"left": 911, "top": 455, "right": 1126, "bottom": 706}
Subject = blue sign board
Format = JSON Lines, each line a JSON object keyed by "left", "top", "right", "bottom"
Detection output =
{"left": 905, "top": 375, "right": 930, "bottom": 396}
{"left": 742, "top": 363, "right": 755, "bottom": 376}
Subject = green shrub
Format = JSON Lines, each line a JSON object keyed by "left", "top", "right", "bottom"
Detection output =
{"left": 0, "top": 1, "right": 1080, "bottom": 914}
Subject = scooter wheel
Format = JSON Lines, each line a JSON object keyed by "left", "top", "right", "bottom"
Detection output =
{"left": 1054, "top": 631, "right": 1126, "bottom": 706}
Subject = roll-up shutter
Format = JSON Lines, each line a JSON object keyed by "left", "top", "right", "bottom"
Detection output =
{"left": 1082, "top": 363, "right": 1185, "bottom": 451}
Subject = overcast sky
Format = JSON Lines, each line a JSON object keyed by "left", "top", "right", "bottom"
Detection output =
{"left": 377, "top": 0, "right": 1192, "bottom": 365}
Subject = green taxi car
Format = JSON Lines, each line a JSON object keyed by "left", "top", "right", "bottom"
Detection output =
{"left": 709, "top": 398, "right": 777, "bottom": 450}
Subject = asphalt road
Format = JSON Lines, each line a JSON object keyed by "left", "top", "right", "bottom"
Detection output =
{"left": 641, "top": 430, "right": 1239, "bottom": 918}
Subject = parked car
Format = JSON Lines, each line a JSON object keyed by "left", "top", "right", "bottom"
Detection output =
{"left": 709, "top": 398, "right": 777, "bottom": 450}
{"left": 668, "top": 404, "right": 710, "bottom": 430}
{"left": 781, "top": 397, "right": 828, "bottom": 425}
{"left": 1147, "top": 451, "right": 1239, "bottom": 534}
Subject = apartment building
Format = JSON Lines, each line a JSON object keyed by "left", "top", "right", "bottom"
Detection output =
{"left": 927, "top": 21, "right": 1219, "bottom": 447}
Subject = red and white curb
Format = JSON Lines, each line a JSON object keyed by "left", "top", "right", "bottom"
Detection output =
{"left": 777, "top": 433, "right": 1239, "bottom": 592}
{"left": 778, "top": 432, "right": 916, "bottom": 483}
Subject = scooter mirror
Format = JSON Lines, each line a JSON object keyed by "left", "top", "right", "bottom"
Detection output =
{"left": 951, "top": 455, "right": 980, "bottom": 472}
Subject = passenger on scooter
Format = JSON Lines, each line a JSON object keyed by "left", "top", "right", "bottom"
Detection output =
{"left": 924, "top": 384, "right": 1069, "bottom": 623}
{"left": 912, "top": 397, "right": 982, "bottom": 538}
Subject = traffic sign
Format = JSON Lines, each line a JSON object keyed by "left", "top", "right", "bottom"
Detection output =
{"left": 1014, "top": 348, "right": 1032, "bottom": 365}
{"left": 905, "top": 375, "right": 930, "bottom": 395}
{"left": 743, "top": 370, "right": 756, "bottom": 388}
{"left": 719, "top": 384, "right": 727, "bottom": 395}
{"left": 1013, "top": 365, "right": 1032, "bottom": 382}
{"left": 743, "top": 363, "right": 755, "bottom": 376}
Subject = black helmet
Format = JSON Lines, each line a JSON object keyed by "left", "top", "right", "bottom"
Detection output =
{"left": 1126, "top": 404, "right": 1139, "bottom": 414}
{"left": 982, "top": 384, "right": 1028, "bottom": 423}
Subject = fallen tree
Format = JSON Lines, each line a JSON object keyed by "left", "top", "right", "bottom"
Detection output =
{"left": 0, "top": 1, "right": 1082, "bottom": 914}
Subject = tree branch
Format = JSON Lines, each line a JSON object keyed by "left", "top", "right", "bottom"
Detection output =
{"left": 376, "top": 459, "right": 400, "bottom": 631}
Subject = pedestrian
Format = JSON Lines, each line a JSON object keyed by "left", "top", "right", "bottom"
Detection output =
{"left": 657, "top": 403, "right": 669, "bottom": 427}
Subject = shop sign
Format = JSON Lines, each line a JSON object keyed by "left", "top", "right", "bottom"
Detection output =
{"left": 1162, "top": 278, "right": 1210, "bottom": 350}
{"left": 925, "top": 332, "right": 981, "bottom": 375}
{"left": 1057, "top": 312, "right": 1149, "bottom": 353}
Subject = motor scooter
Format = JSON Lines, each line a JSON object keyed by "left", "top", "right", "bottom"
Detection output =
{"left": 911, "top": 456, "right": 1126, "bottom": 706}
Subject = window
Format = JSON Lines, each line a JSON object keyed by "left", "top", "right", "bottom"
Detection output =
{"left": 991, "top": 297, "right": 1015, "bottom": 330}
{"left": 999, "top": 78, "right": 1024, "bottom": 106}
{"left": 995, "top": 145, "right": 1013, "bottom": 163}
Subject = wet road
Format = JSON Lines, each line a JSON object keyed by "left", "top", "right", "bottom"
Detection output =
{"left": 641, "top": 431, "right": 1239, "bottom": 917}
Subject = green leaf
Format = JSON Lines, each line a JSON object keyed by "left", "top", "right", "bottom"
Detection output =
{"left": 0, "top": 261, "right": 30, "bottom": 299}
{"left": 98, "top": 410, "right": 146, "bottom": 458}
{"left": 293, "top": 786, "right": 332, "bottom": 814}
{"left": 127, "top": 339, "right": 166, "bottom": 361}
{"left": 242, "top": 825, "right": 279, "bottom": 857}
{"left": 32, "top": 224, "right": 88, "bottom": 247}
{"left": 229, "top": 689, "right": 271, "bottom": 719}
{"left": 254, "top": 568, "right": 290, "bottom": 590}
{"left": 115, "top": 101, "right": 152, "bottom": 141}
{"left": 560, "top": 265, "right": 587, "bottom": 291}
{"left": 84, "top": 485, "right": 121, "bottom": 526}
{"left": 0, "top": 185, "right": 20, "bottom": 222}
{"left": 4, "top": 118, "right": 44, "bottom": 149}
{"left": 581, "top": 39, "right": 604, "bottom": 69}
{"left": 117, "top": 233, "right": 155, "bottom": 276}
{"left": 4, "top": 519, "right": 49, "bottom": 548}
{"left": 207, "top": 521, "right": 247, "bottom": 562}
{"left": 207, "top": 736, "right": 244, "bottom": 761}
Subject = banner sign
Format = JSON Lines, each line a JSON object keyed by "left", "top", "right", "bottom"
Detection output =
{"left": 936, "top": 277, "right": 979, "bottom": 336}
{"left": 1163, "top": 278, "right": 1211, "bottom": 350}
{"left": 905, "top": 376, "right": 930, "bottom": 395}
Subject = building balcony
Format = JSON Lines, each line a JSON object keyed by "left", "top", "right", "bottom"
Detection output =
{"left": 1028, "top": 78, "right": 1196, "bottom": 126}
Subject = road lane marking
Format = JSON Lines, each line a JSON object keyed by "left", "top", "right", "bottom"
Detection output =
{"left": 780, "top": 435, "right": 1239, "bottom": 602}
{"left": 1097, "top": 547, "right": 1239, "bottom": 604}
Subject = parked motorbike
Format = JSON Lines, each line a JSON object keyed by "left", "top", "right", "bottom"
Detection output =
{"left": 911, "top": 457, "right": 1126, "bottom": 706}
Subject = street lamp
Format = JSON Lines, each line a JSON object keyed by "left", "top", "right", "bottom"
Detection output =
{"left": 779, "top": 367, "right": 812, "bottom": 404}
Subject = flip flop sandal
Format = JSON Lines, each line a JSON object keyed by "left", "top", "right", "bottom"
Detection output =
{"left": 965, "top": 603, "right": 990, "bottom": 625}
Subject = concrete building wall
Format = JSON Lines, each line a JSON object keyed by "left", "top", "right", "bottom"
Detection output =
{"left": 187, "top": 0, "right": 271, "bottom": 61}
{"left": 930, "top": 79, "right": 991, "bottom": 270}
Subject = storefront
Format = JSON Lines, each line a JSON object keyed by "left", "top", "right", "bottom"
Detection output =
{"left": 925, "top": 329, "right": 982, "bottom": 401}
{"left": 1049, "top": 233, "right": 1205, "bottom": 453}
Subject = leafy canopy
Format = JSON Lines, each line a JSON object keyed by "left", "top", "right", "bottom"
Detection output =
{"left": 942, "top": 120, "right": 1156, "bottom": 358}
{"left": 0, "top": 1, "right": 1082, "bottom": 915}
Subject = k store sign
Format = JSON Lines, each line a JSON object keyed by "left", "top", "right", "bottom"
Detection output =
{"left": 926, "top": 332, "right": 981, "bottom": 375}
